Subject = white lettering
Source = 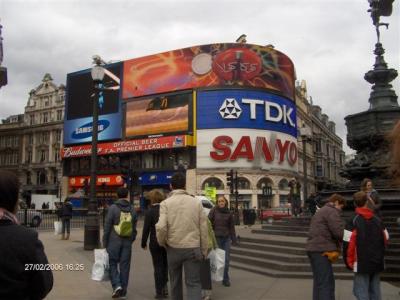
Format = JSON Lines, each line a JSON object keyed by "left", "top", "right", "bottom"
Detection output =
{"left": 242, "top": 98, "right": 264, "bottom": 119}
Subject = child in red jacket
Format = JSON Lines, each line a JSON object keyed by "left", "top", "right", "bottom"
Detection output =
{"left": 343, "top": 191, "right": 389, "bottom": 300}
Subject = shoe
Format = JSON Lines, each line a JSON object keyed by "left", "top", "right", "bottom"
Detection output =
{"left": 162, "top": 285, "right": 168, "bottom": 297}
{"left": 65, "top": 233, "right": 70, "bottom": 240}
{"left": 154, "top": 294, "right": 164, "bottom": 299}
{"left": 222, "top": 280, "right": 231, "bottom": 287}
{"left": 112, "top": 286, "right": 123, "bottom": 298}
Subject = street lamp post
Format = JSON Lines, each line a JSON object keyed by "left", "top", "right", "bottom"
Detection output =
{"left": 300, "top": 126, "right": 312, "bottom": 204}
{"left": 84, "top": 59, "right": 105, "bottom": 250}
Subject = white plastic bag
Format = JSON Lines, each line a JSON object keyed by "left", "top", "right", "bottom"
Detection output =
{"left": 91, "top": 249, "right": 110, "bottom": 281}
{"left": 54, "top": 221, "right": 62, "bottom": 235}
{"left": 208, "top": 248, "right": 225, "bottom": 282}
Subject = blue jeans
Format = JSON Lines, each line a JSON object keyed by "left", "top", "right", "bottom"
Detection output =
{"left": 107, "top": 238, "right": 132, "bottom": 295}
{"left": 61, "top": 218, "right": 70, "bottom": 234}
{"left": 353, "top": 273, "right": 381, "bottom": 300}
{"left": 307, "top": 251, "right": 335, "bottom": 300}
{"left": 216, "top": 237, "right": 231, "bottom": 283}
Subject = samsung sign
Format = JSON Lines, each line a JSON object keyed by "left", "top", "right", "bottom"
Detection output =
{"left": 197, "top": 90, "right": 296, "bottom": 137}
{"left": 64, "top": 114, "right": 121, "bottom": 145}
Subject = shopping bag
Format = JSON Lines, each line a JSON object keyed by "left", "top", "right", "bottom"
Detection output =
{"left": 54, "top": 221, "right": 62, "bottom": 235}
{"left": 208, "top": 248, "right": 225, "bottom": 282}
{"left": 91, "top": 249, "right": 110, "bottom": 281}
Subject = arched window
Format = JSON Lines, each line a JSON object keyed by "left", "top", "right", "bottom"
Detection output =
{"left": 202, "top": 177, "right": 224, "bottom": 190}
{"left": 279, "top": 179, "right": 289, "bottom": 190}
{"left": 257, "top": 177, "right": 273, "bottom": 189}
{"left": 237, "top": 177, "right": 251, "bottom": 189}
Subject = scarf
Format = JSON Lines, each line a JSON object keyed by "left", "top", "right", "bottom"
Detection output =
{"left": 0, "top": 207, "right": 19, "bottom": 224}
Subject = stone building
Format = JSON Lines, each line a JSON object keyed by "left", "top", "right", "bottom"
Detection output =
{"left": 0, "top": 74, "right": 65, "bottom": 204}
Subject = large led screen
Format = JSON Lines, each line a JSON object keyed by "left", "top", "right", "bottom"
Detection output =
{"left": 64, "top": 63, "right": 122, "bottom": 145}
{"left": 123, "top": 43, "right": 295, "bottom": 101}
{"left": 125, "top": 92, "right": 192, "bottom": 138}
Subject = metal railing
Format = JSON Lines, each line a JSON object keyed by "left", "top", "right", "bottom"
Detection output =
{"left": 17, "top": 209, "right": 108, "bottom": 230}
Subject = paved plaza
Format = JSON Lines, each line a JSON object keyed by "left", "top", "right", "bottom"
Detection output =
{"left": 40, "top": 224, "right": 400, "bottom": 300}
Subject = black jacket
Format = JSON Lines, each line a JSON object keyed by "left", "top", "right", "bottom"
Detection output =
{"left": 209, "top": 207, "right": 237, "bottom": 242}
{"left": 342, "top": 207, "right": 387, "bottom": 274}
{"left": 60, "top": 201, "right": 73, "bottom": 219}
{"left": 0, "top": 220, "right": 53, "bottom": 300}
{"left": 102, "top": 199, "right": 137, "bottom": 248}
{"left": 141, "top": 204, "right": 162, "bottom": 249}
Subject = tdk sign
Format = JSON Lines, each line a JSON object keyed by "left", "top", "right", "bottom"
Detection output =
{"left": 197, "top": 90, "right": 297, "bottom": 137}
{"left": 71, "top": 120, "right": 110, "bottom": 140}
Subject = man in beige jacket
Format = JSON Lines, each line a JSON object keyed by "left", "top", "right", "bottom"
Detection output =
{"left": 156, "top": 172, "right": 208, "bottom": 300}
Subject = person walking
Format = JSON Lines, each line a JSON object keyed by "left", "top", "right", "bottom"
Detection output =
{"left": 208, "top": 196, "right": 237, "bottom": 287}
{"left": 60, "top": 198, "right": 73, "bottom": 240}
{"left": 0, "top": 170, "right": 53, "bottom": 299}
{"left": 343, "top": 191, "right": 388, "bottom": 300}
{"left": 156, "top": 172, "right": 208, "bottom": 300}
{"left": 360, "top": 178, "right": 381, "bottom": 217}
{"left": 141, "top": 189, "right": 169, "bottom": 299}
{"left": 288, "top": 179, "right": 302, "bottom": 217}
{"left": 305, "top": 193, "right": 345, "bottom": 300}
{"left": 103, "top": 187, "right": 138, "bottom": 299}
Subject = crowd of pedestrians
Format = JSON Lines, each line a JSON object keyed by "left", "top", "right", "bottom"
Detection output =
{"left": 1, "top": 120, "right": 400, "bottom": 300}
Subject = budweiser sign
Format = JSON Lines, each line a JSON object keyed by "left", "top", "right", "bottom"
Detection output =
{"left": 62, "top": 135, "right": 187, "bottom": 158}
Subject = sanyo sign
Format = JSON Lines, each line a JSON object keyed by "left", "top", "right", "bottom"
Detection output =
{"left": 196, "top": 90, "right": 298, "bottom": 171}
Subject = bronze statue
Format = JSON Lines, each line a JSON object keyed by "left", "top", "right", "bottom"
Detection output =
{"left": 368, "top": 0, "right": 395, "bottom": 42}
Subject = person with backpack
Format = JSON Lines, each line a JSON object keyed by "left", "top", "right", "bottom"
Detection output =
{"left": 343, "top": 191, "right": 389, "bottom": 300}
{"left": 103, "top": 187, "right": 138, "bottom": 299}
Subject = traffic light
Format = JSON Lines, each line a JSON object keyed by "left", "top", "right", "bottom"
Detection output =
{"left": 226, "top": 169, "right": 234, "bottom": 194}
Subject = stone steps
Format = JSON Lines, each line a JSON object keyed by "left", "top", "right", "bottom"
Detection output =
{"left": 230, "top": 214, "right": 400, "bottom": 281}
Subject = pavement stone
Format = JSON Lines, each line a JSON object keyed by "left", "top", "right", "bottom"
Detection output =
{"left": 38, "top": 223, "right": 400, "bottom": 300}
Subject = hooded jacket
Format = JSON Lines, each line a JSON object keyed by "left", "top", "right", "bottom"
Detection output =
{"left": 343, "top": 207, "right": 388, "bottom": 274}
{"left": 102, "top": 199, "right": 137, "bottom": 248}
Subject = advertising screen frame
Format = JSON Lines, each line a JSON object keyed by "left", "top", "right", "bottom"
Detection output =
{"left": 124, "top": 90, "right": 193, "bottom": 139}
{"left": 64, "top": 62, "right": 123, "bottom": 145}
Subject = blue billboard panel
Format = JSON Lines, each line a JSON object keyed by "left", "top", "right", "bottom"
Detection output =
{"left": 63, "top": 113, "right": 122, "bottom": 144}
{"left": 197, "top": 90, "right": 297, "bottom": 138}
{"left": 64, "top": 62, "right": 122, "bottom": 145}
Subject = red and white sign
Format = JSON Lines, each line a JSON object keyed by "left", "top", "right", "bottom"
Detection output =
{"left": 69, "top": 175, "right": 124, "bottom": 187}
{"left": 61, "top": 135, "right": 187, "bottom": 158}
{"left": 196, "top": 129, "right": 298, "bottom": 172}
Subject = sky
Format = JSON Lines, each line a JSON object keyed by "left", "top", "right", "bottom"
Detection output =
{"left": 0, "top": 0, "right": 399, "bottom": 154}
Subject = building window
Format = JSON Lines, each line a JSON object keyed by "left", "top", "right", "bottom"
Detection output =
{"left": 56, "top": 110, "right": 63, "bottom": 121}
{"left": 44, "top": 97, "right": 50, "bottom": 107}
{"left": 37, "top": 171, "right": 46, "bottom": 185}
{"left": 54, "top": 149, "right": 60, "bottom": 162}
{"left": 28, "top": 134, "right": 33, "bottom": 145}
{"left": 26, "top": 172, "right": 31, "bottom": 185}
{"left": 237, "top": 177, "right": 251, "bottom": 189}
{"left": 30, "top": 115, "right": 35, "bottom": 125}
{"left": 40, "top": 150, "right": 46, "bottom": 162}
{"left": 40, "top": 132, "right": 49, "bottom": 144}
{"left": 27, "top": 150, "right": 32, "bottom": 163}
{"left": 55, "top": 130, "right": 61, "bottom": 142}
{"left": 42, "top": 112, "right": 48, "bottom": 123}
{"left": 202, "top": 177, "right": 224, "bottom": 190}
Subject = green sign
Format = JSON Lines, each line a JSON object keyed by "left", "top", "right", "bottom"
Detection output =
{"left": 205, "top": 187, "right": 217, "bottom": 203}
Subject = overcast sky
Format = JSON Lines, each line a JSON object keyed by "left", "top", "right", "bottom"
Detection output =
{"left": 0, "top": 0, "right": 399, "bottom": 154}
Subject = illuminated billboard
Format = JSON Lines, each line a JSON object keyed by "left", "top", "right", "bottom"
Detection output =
{"left": 196, "top": 90, "right": 298, "bottom": 171}
{"left": 125, "top": 92, "right": 192, "bottom": 138}
{"left": 64, "top": 62, "right": 122, "bottom": 145}
{"left": 123, "top": 43, "right": 295, "bottom": 101}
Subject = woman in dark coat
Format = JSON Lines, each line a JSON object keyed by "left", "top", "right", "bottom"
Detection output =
{"left": 0, "top": 170, "right": 53, "bottom": 300}
{"left": 141, "top": 189, "right": 168, "bottom": 299}
{"left": 208, "top": 195, "right": 237, "bottom": 287}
